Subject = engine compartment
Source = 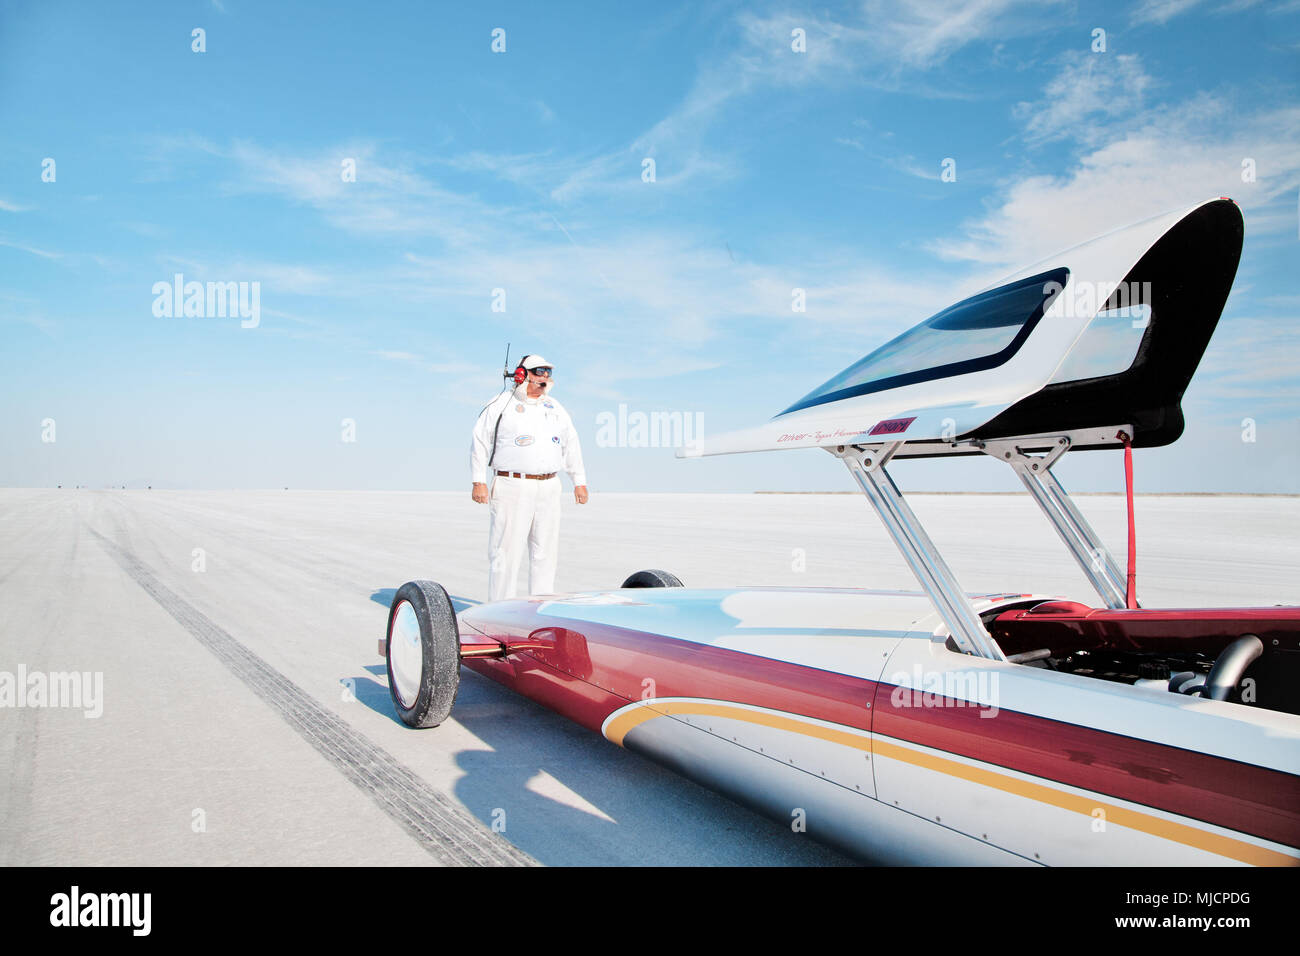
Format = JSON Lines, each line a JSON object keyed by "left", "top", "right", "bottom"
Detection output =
{"left": 982, "top": 599, "right": 1300, "bottom": 716}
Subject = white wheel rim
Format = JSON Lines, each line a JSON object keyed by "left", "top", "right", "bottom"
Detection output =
{"left": 389, "top": 600, "right": 424, "bottom": 709}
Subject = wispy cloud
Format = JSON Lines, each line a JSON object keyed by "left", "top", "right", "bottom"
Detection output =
{"left": 1187, "top": 312, "right": 1300, "bottom": 421}
{"left": 835, "top": 136, "right": 943, "bottom": 180}
{"left": 860, "top": 0, "right": 1063, "bottom": 69}
{"left": 372, "top": 349, "right": 477, "bottom": 375}
{"left": 158, "top": 251, "right": 335, "bottom": 295}
{"left": 1014, "top": 52, "right": 1154, "bottom": 145}
{"left": 1128, "top": 0, "right": 1289, "bottom": 26}
{"left": 0, "top": 309, "right": 58, "bottom": 335}
{"left": 154, "top": 137, "right": 547, "bottom": 248}
{"left": 1131, "top": 0, "right": 1205, "bottom": 25}
{"left": 1130, "top": 0, "right": 1291, "bottom": 22}
{"left": 0, "top": 237, "right": 60, "bottom": 259}
{"left": 121, "top": 221, "right": 168, "bottom": 239}
{"left": 373, "top": 349, "right": 422, "bottom": 363}
{"left": 545, "top": 2, "right": 1049, "bottom": 202}
{"left": 931, "top": 95, "right": 1300, "bottom": 267}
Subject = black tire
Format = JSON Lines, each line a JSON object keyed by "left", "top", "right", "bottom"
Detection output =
{"left": 620, "top": 569, "right": 684, "bottom": 588}
{"left": 385, "top": 580, "right": 460, "bottom": 728}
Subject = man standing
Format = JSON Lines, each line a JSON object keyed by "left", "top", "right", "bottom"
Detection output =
{"left": 470, "top": 354, "right": 589, "bottom": 601}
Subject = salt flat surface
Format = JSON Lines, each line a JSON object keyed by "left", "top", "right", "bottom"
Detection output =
{"left": 1, "top": 489, "right": 1296, "bottom": 866}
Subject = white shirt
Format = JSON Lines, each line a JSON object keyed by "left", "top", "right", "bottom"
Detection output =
{"left": 470, "top": 384, "right": 587, "bottom": 485}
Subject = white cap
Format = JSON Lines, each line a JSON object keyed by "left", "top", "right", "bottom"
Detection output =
{"left": 521, "top": 354, "right": 553, "bottom": 370}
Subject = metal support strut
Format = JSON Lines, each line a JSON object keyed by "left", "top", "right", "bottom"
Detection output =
{"left": 979, "top": 437, "right": 1133, "bottom": 610}
{"left": 836, "top": 443, "right": 1006, "bottom": 661}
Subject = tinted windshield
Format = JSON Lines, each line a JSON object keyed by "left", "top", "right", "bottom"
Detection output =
{"left": 779, "top": 267, "right": 1068, "bottom": 416}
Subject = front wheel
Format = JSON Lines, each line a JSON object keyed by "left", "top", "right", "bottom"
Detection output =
{"left": 386, "top": 580, "right": 460, "bottom": 728}
{"left": 620, "top": 569, "right": 684, "bottom": 588}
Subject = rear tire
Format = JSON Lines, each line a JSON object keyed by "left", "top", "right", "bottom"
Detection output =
{"left": 385, "top": 580, "right": 460, "bottom": 728}
{"left": 620, "top": 569, "right": 684, "bottom": 588}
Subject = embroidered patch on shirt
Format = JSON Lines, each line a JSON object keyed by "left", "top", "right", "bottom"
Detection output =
{"left": 543, "top": 401, "right": 554, "bottom": 409}
{"left": 515, "top": 435, "right": 534, "bottom": 446}
{"left": 515, "top": 404, "right": 524, "bottom": 412}
{"left": 551, "top": 436, "right": 560, "bottom": 443}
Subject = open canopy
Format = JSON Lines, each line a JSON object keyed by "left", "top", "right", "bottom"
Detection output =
{"left": 680, "top": 198, "right": 1243, "bottom": 459}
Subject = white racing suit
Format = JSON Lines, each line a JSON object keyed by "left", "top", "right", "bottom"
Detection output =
{"left": 470, "top": 384, "right": 586, "bottom": 601}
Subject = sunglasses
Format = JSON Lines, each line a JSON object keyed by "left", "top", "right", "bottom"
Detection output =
{"left": 529, "top": 367, "right": 553, "bottom": 377}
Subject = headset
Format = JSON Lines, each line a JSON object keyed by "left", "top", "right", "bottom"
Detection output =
{"left": 490, "top": 352, "right": 548, "bottom": 468}
{"left": 513, "top": 354, "right": 554, "bottom": 387}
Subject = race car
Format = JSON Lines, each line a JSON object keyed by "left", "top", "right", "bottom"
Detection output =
{"left": 382, "top": 197, "right": 1299, "bottom": 865}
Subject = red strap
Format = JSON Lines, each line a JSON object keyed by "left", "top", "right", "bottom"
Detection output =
{"left": 1121, "top": 432, "right": 1138, "bottom": 609}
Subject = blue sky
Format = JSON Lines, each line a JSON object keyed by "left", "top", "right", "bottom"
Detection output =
{"left": 2, "top": 0, "right": 1298, "bottom": 492}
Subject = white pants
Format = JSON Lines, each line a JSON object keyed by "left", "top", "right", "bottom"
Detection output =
{"left": 488, "top": 475, "right": 562, "bottom": 601}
